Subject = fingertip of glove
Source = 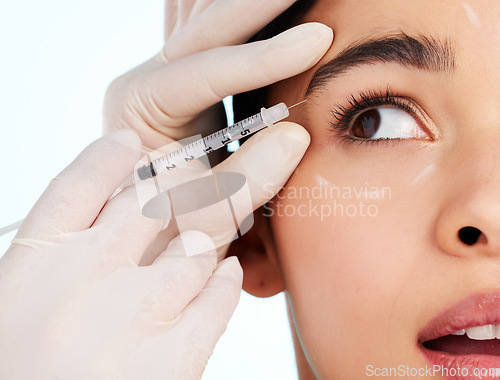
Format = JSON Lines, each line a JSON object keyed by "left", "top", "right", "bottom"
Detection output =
{"left": 286, "top": 22, "right": 334, "bottom": 46}
{"left": 217, "top": 256, "right": 243, "bottom": 285}
{"left": 306, "top": 22, "right": 334, "bottom": 44}
{"left": 276, "top": 122, "right": 311, "bottom": 146}
{"left": 169, "top": 230, "right": 218, "bottom": 260}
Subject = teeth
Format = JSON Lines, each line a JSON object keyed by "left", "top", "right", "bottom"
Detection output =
{"left": 466, "top": 325, "right": 496, "bottom": 340}
{"left": 451, "top": 324, "right": 500, "bottom": 340}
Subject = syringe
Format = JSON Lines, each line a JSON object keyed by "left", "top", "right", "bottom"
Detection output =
{"left": 137, "top": 100, "right": 305, "bottom": 180}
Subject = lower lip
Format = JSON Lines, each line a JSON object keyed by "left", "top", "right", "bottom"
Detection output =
{"left": 422, "top": 346, "right": 500, "bottom": 379}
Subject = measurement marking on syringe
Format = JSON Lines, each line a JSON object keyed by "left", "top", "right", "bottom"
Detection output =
{"left": 166, "top": 156, "right": 176, "bottom": 171}
{"left": 184, "top": 146, "right": 194, "bottom": 162}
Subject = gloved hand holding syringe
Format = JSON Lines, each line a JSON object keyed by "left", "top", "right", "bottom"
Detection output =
{"left": 0, "top": 100, "right": 306, "bottom": 238}
{"left": 0, "top": 0, "right": 334, "bottom": 378}
{"left": 100, "top": 100, "right": 307, "bottom": 203}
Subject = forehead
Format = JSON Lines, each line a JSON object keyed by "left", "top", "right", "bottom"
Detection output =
{"left": 303, "top": 0, "right": 500, "bottom": 55}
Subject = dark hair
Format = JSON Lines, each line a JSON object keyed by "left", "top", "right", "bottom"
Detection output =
{"left": 232, "top": 0, "right": 317, "bottom": 123}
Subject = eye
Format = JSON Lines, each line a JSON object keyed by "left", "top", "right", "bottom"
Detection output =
{"left": 350, "top": 107, "right": 428, "bottom": 140}
{"left": 330, "top": 88, "right": 433, "bottom": 145}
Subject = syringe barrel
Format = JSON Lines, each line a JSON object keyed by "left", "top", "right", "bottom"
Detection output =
{"left": 137, "top": 102, "right": 292, "bottom": 180}
{"left": 261, "top": 103, "right": 289, "bottom": 128}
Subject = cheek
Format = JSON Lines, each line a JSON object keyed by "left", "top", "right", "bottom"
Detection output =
{"left": 270, "top": 138, "right": 443, "bottom": 373}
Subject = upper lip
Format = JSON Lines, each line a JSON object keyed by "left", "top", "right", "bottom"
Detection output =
{"left": 419, "top": 293, "right": 500, "bottom": 343}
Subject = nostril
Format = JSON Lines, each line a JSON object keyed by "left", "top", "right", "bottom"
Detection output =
{"left": 458, "top": 226, "right": 482, "bottom": 246}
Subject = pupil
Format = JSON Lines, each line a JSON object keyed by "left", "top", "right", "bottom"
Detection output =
{"left": 352, "top": 109, "right": 381, "bottom": 138}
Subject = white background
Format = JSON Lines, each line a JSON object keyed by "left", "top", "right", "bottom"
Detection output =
{"left": 0, "top": 1, "right": 297, "bottom": 378}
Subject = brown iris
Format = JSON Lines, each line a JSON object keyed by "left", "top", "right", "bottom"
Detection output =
{"left": 351, "top": 109, "right": 381, "bottom": 139}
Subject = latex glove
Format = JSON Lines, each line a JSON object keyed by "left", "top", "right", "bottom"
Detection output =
{"left": 103, "top": 0, "right": 333, "bottom": 151}
{"left": 0, "top": 124, "right": 310, "bottom": 380}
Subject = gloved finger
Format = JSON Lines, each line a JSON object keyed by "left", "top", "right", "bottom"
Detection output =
{"left": 164, "top": 0, "right": 179, "bottom": 38}
{"left": 178, "top": 0, "right": 212, "bottom": 27}
{"left": 185, "top": 0, "right": 215, "bottom": 19}
{"left": 165, "top": 0, "right": 296, "bottom": 61}
{"left": 90, "top": 186, "right": 164, "bottom": 266}
{"left": 119, "top": 257, "right": 240, "bottom": 380}
{"left": 143, "top": 231, "right": 218, "bottom": 320}
{"left": 17, "top": 130, "right": 141, "bottom": 240}
{"left": 161, "top": 122, "right": 310, "bottom": 255}
{"left": 145, "top": 256, "right": 242, "bottom": 377}
{"left": 164, "top": 0, "right": 215, "bottom": 41}
{"left": 148, "top": 23, "right": 333, "bottom": 127}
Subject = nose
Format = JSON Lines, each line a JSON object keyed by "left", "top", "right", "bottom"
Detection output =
{"left": 435, "top": 144, "right": 500, "bottom": 257}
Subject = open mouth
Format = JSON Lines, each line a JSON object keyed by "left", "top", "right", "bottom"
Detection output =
{"left": 419, "top": 294, "right": 500, "bottom": 379}
{"left": 423, "top": 325, "right": 500, "bottom": 355}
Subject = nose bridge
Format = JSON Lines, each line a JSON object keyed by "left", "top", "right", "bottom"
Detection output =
{"left": 436, "top": 135, "right": 500, "bottom": 256}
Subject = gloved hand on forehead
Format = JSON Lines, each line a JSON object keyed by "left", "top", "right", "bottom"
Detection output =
{"left": 103, "top": 0, "right": 333, "bottom": 151}
{"left": 0, "top": 124, "right": 309, "bottom": 379}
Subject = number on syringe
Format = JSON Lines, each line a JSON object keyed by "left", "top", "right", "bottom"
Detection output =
{"left": 165, "top": 157, "right": 176, "bottom": 170}
{"left": 183, "top": 147, "right": 194, "bottom": 162}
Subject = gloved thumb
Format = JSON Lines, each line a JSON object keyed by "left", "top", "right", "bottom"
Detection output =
{"left": 213, "top": 121, "right": 310, "bottom": 210}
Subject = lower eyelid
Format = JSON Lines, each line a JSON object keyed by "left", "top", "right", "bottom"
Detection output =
{"left": 335, "top": 136, "right": 436, "bottom": 150}
{"left": 334, "top": 135, "right": 403, "bottom": 148}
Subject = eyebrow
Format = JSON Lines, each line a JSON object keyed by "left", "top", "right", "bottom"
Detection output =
{"left": 306, "top": 32, "right": 456, "bottom": 95}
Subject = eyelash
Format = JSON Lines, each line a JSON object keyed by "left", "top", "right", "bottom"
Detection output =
{"left": 329, "top": 87, "right": 420, "bottom": 146}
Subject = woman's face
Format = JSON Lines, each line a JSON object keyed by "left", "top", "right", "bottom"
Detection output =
{"left": 267, "top": 1, "right": 500, "bottom": 378}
